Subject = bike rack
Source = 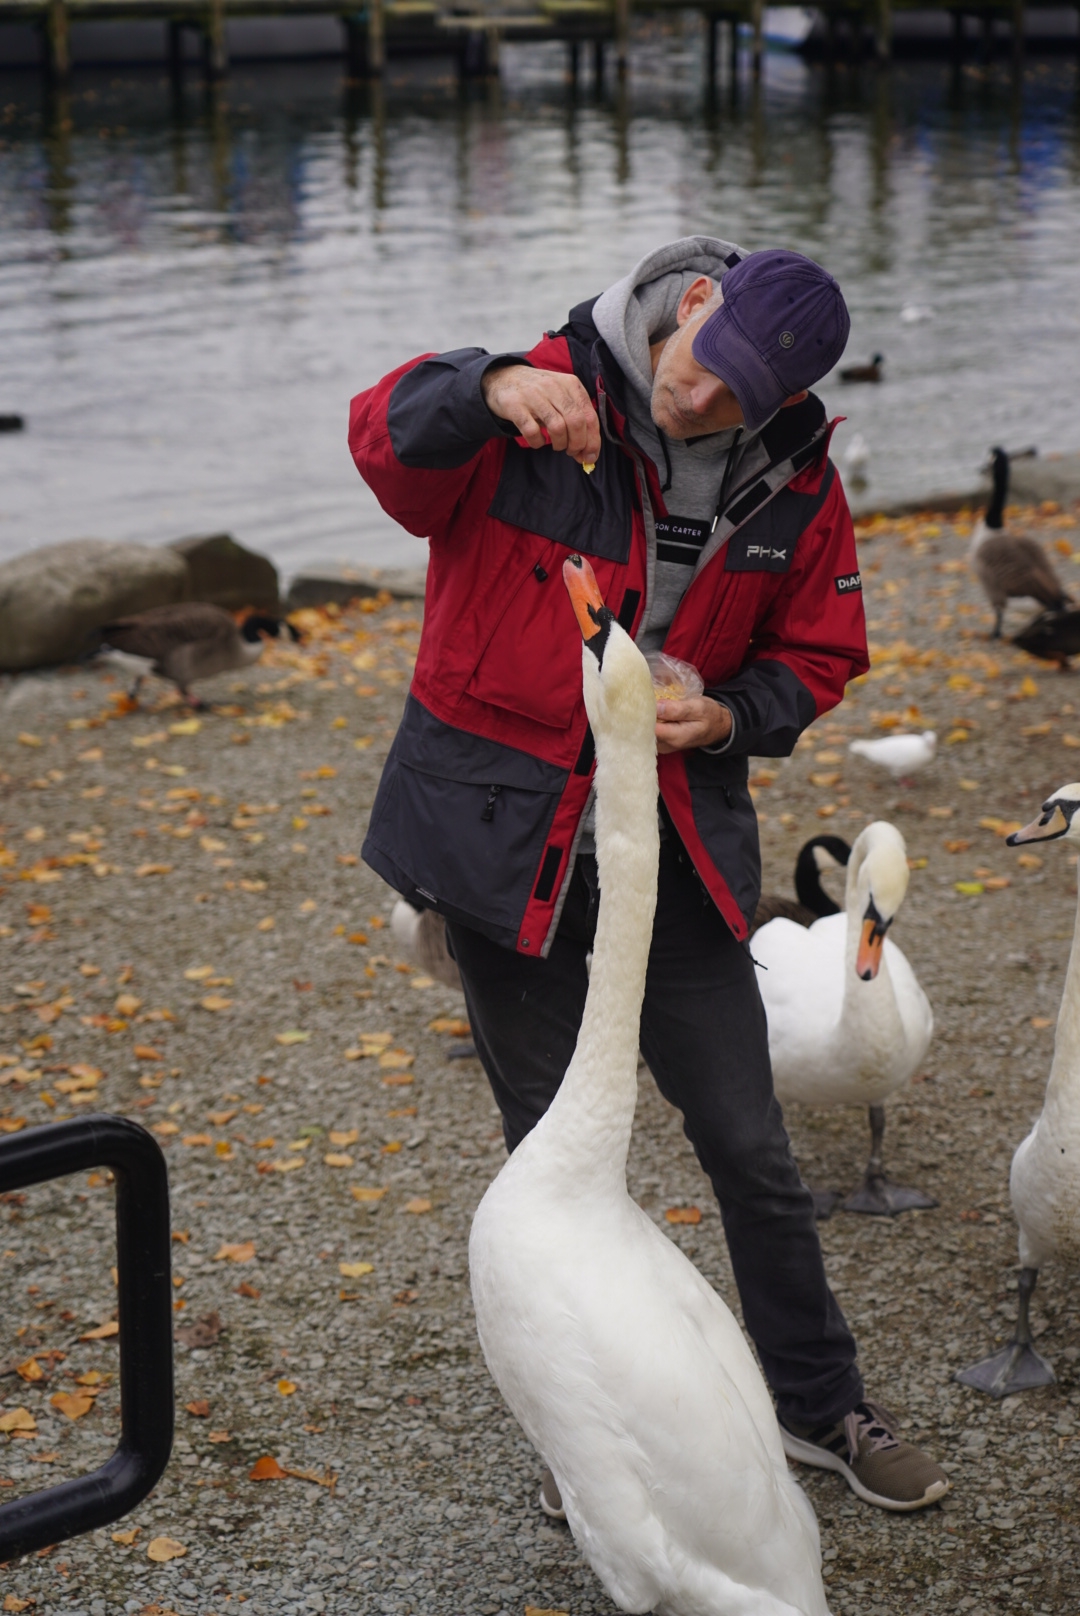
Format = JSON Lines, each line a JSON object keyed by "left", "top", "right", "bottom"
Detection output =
{"left": 0, "top": 1116, "right": 173, "bottom": 1562}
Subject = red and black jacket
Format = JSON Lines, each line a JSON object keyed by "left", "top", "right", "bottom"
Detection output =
{"left": 349, "top": 298, "right": 869, "bottom": 956}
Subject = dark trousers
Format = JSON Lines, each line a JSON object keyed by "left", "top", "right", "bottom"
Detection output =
{"left": 446, "top": 839, "right": 864, "bottom": 1427}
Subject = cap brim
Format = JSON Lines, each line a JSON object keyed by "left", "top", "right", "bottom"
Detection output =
{"left": 692, "top": 304, "right": 784, "bottom": 436}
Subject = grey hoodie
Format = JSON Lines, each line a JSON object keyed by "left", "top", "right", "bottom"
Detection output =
{"left": 592, "top": 235, "right": 755, "bottom": 651}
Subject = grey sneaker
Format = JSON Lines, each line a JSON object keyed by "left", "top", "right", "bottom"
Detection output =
{"left": 539, "top": 1465, "right": 567, "bottom": 1522}
{"left": 780, "top": 1398, "right": 950, "bottom": 1513}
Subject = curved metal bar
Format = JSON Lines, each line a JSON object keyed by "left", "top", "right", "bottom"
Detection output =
{"left": 0, "top": 1116, "right": 173, "bottom": 1562}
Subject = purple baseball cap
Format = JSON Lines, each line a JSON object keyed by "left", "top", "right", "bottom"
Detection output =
{"left": 691, "top": 250, "right": 850, "bottom": 434}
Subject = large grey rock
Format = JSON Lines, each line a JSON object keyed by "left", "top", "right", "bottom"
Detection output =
{"left": 286, "top": 562, "right": 427, "bottom": 611}
{"left": 169, "top": 532, "right": 279, "bottom": 611}
{"left": 0, "top": 539, "right": 188, "bottom": 672}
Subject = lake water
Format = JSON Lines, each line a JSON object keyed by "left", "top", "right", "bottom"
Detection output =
{"left": 2, "top": 40, "right": 1079, "bottom": 584}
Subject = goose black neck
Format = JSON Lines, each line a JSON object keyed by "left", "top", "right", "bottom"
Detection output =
{"left": 986, "top": 447, "right": 1009, "bottom": 531}
{"left": 241, "top": 614, "right": 280, "bottom": 643}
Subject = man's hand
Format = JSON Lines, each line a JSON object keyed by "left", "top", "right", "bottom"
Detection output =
{"left": 655, "top": 696, "right": 732, "bottom": 755}
{"left": 482, "top": 364, "right": 601, "bottom": 467}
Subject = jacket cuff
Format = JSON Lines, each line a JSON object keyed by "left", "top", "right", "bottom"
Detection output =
{"left": 701, "top": 699, "right": 737, "bottom": 755}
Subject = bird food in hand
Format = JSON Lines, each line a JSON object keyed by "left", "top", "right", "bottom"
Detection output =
{"left": 645, "top": 652, "right": 704, "bottom": 703}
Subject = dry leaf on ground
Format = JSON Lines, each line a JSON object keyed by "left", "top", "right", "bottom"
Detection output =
{"left": 0, "top": 1407, "right": 36, "bottom": 1433}
{"left": 665, "top": 1207, "right": 702, "bottom": 1225}
{"left": 111, "top": 1528, "right": 139, "bottom": 1545}
{"left": 350, "top": 1187, "right": 387, "bottom": 1203}
{"left": 185, "top": 1400, "right": 210, "bottom": 1417}
{"left": 80, "top": 1320, "right": 119, "bottom": 1341}
{"left": 250, "top": 1454, "right": 288, "bottom": 1480}
{"left": 323, "top": 1152, "right": 353, "bottom": 1168}
{"left": 51, "top": 1392, "right": 94, "bottom": 1420}
{"left": 213, "top": 1241, "right": 255, "bottom": 1263}
{"left": 146, "top": 1536, "right": 186, "bottom": 1563}
{"left": 15, "top": 1357, "right": 44, "bottom": 1383}
{"left": 175, "top": 1312, "right": 223, "bottom": 1349}
{"left": 339, "top": 1261, "right": 374, "bottom": 1279}
{"left": 404, "top": 1198, "right": 432, "bottom": 1215}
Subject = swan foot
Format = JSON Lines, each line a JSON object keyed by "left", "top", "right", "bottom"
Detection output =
{"left": 810, "top": 1187, "right": 843, "bottom": 1220}
{"left": 954, "top": 1339, "right": 1056, "bottom": 1398}
{"left": 842, "top": 1176, "right": 938, "bottom": 1217}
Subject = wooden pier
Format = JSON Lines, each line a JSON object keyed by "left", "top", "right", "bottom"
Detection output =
{"left": 0, "top": 0, "right": 1076, "bottom": 84}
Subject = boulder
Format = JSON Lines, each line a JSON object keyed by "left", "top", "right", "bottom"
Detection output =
{"left": 0, "top": 539, "right": 188, "bottom": 672}
{"left": 169, "top": 532, "right": 279, "bottom": 611}
{"left": 285, "top": 562, "right": 427, "bottom": 611}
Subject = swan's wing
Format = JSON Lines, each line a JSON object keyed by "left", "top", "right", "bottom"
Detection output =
{"left": 754, "top": 915, "right": 845, "bottom": 1056}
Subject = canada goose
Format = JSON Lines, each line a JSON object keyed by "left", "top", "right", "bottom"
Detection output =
{"left": 470, "top": 554, "right": 831, "bottom": 1616}
{"left": 970, "top": 447, "right": 1069, "bottom": 639}
{"left": 751, "top": 834, "right": 851, "bottom": 933}
{"left": 956, "top": 784, "right": 1080, "bottom": 1398}
{"left": 1011, "top": 606, "right": 1080, "bottom": 669}
{"left": 849, "top": 731, "right": 937, "bottom": 785}
{"left": 753, "top": 822, "right": 935, "bottom": 1218}
{"left": 96, "top": 604, "right": 299, "bottom": 708}
{"left": 839, "top": 354, "right": 883, "bottom": 384}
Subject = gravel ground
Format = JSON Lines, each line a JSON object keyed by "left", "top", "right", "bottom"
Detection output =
{"left": 2, "top": 503, "right": 1080, "bottom": 1616}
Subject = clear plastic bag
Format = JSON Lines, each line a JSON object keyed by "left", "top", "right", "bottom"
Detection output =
{"left": 645, "top": 651, "right": 705, "bottom": 703}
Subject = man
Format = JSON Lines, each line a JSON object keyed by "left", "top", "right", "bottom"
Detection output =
{"left": 349, "top": 237, "right": 949, "bottom": 1515}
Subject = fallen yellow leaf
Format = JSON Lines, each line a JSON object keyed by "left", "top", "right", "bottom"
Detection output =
{"left": 329, "top": 1128, "right": 359, "bottom": 1146}
{"left": 15, "top": 1357, "right": 44, "bottom": 1383}
{"left": 275, "top": 1030, "right": 310, "bottom": 1046}
{"left": 4, "top": 1598, "right": 35, "bottom": 1613}
{"left": 146, "top": 1535, "right": 187, "bottom": 1563}
{"left": 339, "top": 1261, "right": 374, "bottom": 1279}
{"left": 182, "top": 1133, "right": 212, "bottom": 1147}
{"left": 135, "top": 863, "right": 173, "bottom": 878}
{"left": 405, "top": 1198, "right": 432, "bottom": 1215}
{"left": 351, "top": 1186, "right": 387, "bottom": 1202}
{"left": 51, "top": 1392, "right": 94, "bottom": 1421}
{"left": 429, "top": 1018, "right": 470, "bottom": 1036}
{"left": 80, "top": 1320, "right": 119, "bottom": 1340}
{"left": 323, "top": 1152, "right": 354, "bottom": 1168}
{"left": 250, "top": 1454, "right": 289, "bottom": 1480}
{"left": 0, "top": 1407, "right": 36, "bottom": 1433}
{"left": 257, "top": 917, "right": 276, "bottom": 931}
{"left": 200, "top": 996, "right": 233, "bottom": 1013}
{"left": 184, "top": 965, "right": 214, "bottom": 980}
{"left": 169, "top": 719, "right": 201, "bottom": 736}
{"left": 213, "top": 1241, "right": 256, "bottom": 1263}
{"left": 665, "top": 1207, "right": 702, "bottom": 1225}
{"left": 112, "top": 1527, "right": 139, "bottom": 1545}
{"left": 1032, "top": 1016, "right": 1054, "bottom": 1030}
{"left": 277, "top": 1379, "right": 297, "bottom": 1396}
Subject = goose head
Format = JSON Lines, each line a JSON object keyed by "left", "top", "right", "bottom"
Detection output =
{"left": 563, "top": 555, "right": 655, "bottom": 743}
{"left": 241, "top": 613, "right": 302, "bottom": 646}
{"left": 1007, "top": 784, "right": 1080, "bottom": 847}
{"left": 845, "top": 821, "right": 910, "bottom": 982}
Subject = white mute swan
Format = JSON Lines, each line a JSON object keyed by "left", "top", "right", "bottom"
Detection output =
{"left": 753, "top": 822, "right": 934, "bottom": 1218}
{"left": 469, "top": 554, "right": 831, "bottom": 1616}
{"left": 957, "top": 782, "right": 1080, "bottom": 1398}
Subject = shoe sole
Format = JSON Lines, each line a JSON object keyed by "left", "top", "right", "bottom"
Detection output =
{"left": 538, "top": 1485, "right": 567, "bottom": 1523}
{"left": 780, "top": 1429, "right": 951, "bottom": 1513}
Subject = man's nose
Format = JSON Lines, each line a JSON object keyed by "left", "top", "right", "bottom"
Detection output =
{"left": 687, "top": 373, "right": 728, "bottom": 417}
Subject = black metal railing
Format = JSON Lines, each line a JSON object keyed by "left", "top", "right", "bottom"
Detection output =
{"left": 0, "top": 1116, "right": 173, "bottom": 1562}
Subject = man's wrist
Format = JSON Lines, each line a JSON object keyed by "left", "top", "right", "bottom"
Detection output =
{"left": 702, "top": 700, "right": 736, "bottom": 754}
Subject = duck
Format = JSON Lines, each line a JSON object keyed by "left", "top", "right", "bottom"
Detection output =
{"left": 956, "top": 782, "right": 1080, "bottom": 1398}
{"left": 95, "top": 603, "right": 299, "bottom": 708}
{"left": 752, "top": 835, "right": 851, "bottom": 933}
{"left": 1012, "top": 605, "right": 1080, "bottom": 669}
{"left": 839, "top": 353, "right": 883, "bottom": 384}
{"left": 470, "top": 553, "right": 831, "bottom": 1616}
{"left": 753, "top": 822, "right": 935, "bottom": 1218}
{"left": 969, "top": 446, "right": 1069, "bottom": 639}
{"left": 848, "top": 730, "right": 937, "bottom": 785}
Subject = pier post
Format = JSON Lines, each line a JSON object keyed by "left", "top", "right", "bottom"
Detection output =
{"left": 368, "top": 0, "right": 386, "bottom": 75}
{"left": 750, "top": 0, "right": 763, "bottom": 76}
{"left": 343, "top": 16, "right": 367, "bottom": 77}
{"left": 205, "top": 0, "right": 228, "bottom": 77}
{"left": 874, "top": 0, "right": 892, "bottom": 59}
{"left": 592, "top": 37, "right": 604, "bottom": 90}
{"left": 728, "top": 13, "right": 739, "bottom": 80}
{"left": 614, "top": 0, "right": 629, "bottom": 76}
{"left": 44, "top": 0, "right": 70, "bottom": 80}
{"left": 168, "top": 19, "right": 185, "bottom": 83}
{"left": 486, "top": 22, "right": 500, "bottom": 76}
{"left": 568, "top": 37, "right": 580, "bottom": 87}
{"left": 950, "top": 6, "right": 964, "bottom": 61}
{"left": 706, "top": 11, "right": 718, "bottom": 89}
{"left": 1011, "top": 0, "right": 1024, "bottom": 67}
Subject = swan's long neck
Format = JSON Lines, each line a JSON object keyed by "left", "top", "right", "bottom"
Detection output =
{"left": 1045, "top": 882, "right": 1080, "bottom": 1109}
{"left": 539, "top": 708, "right": 659, "bottom": 1190}
{"left": 839, "top": 867, "right": 903, "bottom": 1046}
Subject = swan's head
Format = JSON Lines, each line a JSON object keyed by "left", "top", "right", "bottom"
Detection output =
{"left": 846, "top": 821, "right": 910, "bottom": 981}
{"left": 1007, "top": 784, "right": 1080, "bottom": 847}
{"left": 563, "top": 554, "right": 655, "bottom": 743}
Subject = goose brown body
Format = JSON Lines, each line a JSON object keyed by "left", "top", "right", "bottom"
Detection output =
{"left": 97, "top": 603, "right": 295, "bottom": 703}
{"left": 970, "top": 448, "right": 1069, "bottom": 637}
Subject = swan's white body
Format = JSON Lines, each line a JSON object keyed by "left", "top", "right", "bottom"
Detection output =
{"left": 848, "top": 732, "right": 936, "bottom": 782}
{"left": 1011, "top": 845, "right": 1080, "bottom": 1272}
{"left": 469, "top": 609, "right": 830, "bottom": 1616}
{"left": 754, "top": 823, "right": 933, "bottom": 1110}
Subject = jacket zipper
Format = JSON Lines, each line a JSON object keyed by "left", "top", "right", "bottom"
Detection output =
{"left": 481, "top": 785, "right": 502, "bottom": 823}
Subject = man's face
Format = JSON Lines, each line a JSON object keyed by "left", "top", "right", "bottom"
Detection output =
{"left": 650, "top": 281, "right": 746, "bottom": 440}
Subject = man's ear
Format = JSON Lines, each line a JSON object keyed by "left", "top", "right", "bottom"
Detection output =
{"left": 780, "top": 391, "right": 809, "bottom": 408}
{"left": 675, "top": 276, "right": 716, "bottom": 328}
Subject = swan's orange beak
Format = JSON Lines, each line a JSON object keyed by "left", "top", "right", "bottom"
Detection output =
{"left": 563, "top": 554, "right": 606, "bottom": 641}
{"left": 855, "top": 900, "right": 890, "bottom": 981}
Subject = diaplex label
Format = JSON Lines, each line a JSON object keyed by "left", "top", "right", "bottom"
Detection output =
{"left": 834, "top": 572, "right": 862, "bottom": 594}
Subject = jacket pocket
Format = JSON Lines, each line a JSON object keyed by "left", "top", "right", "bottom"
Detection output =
{"left": 487, "top": 437, "right": 634, "bottom": 565}
{"left": 464, "top": 543, "right": 618, "bottom": 730}
{"left": 683, "top": 751, "right": 761, "bottom": 923}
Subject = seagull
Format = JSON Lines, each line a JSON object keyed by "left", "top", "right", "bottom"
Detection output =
{"left": 842, "top": 432, "right": 870, "bottom": 485}
{"left": 849, "top": 731, "right": 937, "bottom": 784}
{"left": 899, "top": 304, "right": 934, "bottom": 325}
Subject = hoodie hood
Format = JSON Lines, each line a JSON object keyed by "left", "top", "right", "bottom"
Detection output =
{"left": 592, "top": 235, "right": 747, "bottom": 406}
